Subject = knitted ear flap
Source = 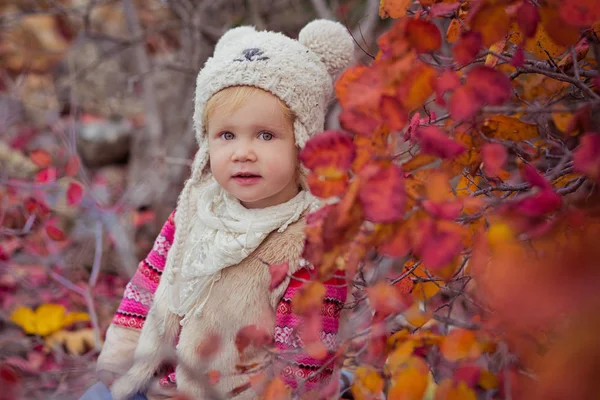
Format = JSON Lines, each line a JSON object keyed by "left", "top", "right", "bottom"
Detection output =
{"left": 298, "top": 20, "right": 354, "bottom": 78}
{"left": 214, "top": 26, "right": 258, "bottom": 54}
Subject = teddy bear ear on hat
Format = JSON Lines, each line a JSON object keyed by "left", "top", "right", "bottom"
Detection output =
{"left": 298, "top": 19, "right": 355, "bottom": 78}
{"left": 214, "top": 26, "right": 257, "bottom": 54}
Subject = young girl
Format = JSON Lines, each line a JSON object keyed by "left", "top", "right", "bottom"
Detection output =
{"left": 90, "top": 20, "right": 354, "bottom": 400}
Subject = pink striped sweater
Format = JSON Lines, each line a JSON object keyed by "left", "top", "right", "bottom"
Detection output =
{"left": 108, "top": 210, "right": 347, "bottom": 394}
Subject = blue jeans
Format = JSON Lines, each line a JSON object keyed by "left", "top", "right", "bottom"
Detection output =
{"left": 79, "top": 382, "right": 147, "bottom": 400}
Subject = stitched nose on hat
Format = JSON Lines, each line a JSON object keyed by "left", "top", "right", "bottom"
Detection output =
{"left": 234, "top": 48, "right": 269, "bottom": 62}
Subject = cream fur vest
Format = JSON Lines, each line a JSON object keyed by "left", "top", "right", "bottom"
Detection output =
{"left": 110, "top": 194, "right": 309, "bottom": 400}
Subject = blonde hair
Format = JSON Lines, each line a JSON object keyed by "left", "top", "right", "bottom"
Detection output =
{"left": 203, "top": 85, "right": 294, "bottom": 128}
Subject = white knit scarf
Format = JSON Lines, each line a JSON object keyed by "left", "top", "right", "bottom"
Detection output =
{"left": 167, "top": 181, "right": 314, "bottom": 324}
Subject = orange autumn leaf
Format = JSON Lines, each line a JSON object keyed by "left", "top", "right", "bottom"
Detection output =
{"left": 468, "top": 2, "right": 511, "bottom": 47}
{"left": 440, "top": 329, "right": 481, "bottom": 362}
{"left": 481, "top": 143, "right": 507, "bottom": 177}
{"left": 399, "top": 63, "right": 437, "bottom": 111}
{"left": 336, "top": 66, "right": 369, "bottom": 107}
{"left": 29, "top": 149, "right": 52, "bottom": 168}
{"left": 379, "top": 0, "right": 413, "bottom": 19}
{"left": 352, "top": 126, "right": 390, "bottom": 173}
{"left": 405, "top": 19, "right": 441, "bottom": 53}
{"left": 446, "top": 18, "right": 462, "bottom": 43}
{"left": 401, "top": 154, "right": 437, "bottom": 172}
{"left": 435, "top": 379, "right": 477, "bottom": 400}
{"left": 482, "top": 115, "right": 539, "bottom": 141}
{"left": 539, "top": 4, "right": 581, "bottom": 47}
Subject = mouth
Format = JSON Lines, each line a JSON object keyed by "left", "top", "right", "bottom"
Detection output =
{"left": 232, "top": 172, "right": 262, "bottom": 178}
{"left": 232, "top": 173, "right": 262, "bottom": 185}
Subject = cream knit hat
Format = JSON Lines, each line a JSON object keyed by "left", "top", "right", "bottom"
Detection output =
{"left": 190, "top": 19, "right": 355, "bottom": 183}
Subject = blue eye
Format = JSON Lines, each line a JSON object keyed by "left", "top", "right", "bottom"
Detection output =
{"left": 221, "top": 132, "right": 235, "bottom": 140}
{"left": 259, "top": 132, "right": 273, "bottom": 141}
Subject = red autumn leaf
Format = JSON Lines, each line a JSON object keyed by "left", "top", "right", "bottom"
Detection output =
{"left": 482, "top": 143, "right": 507, "bottom": 176}
{"left": 449, "top": 85, "right": 482, "bottom": 121}
{"left": 25, "top": 198, "right": 50, "bottom": 217}
{"left": 467, "top": 66, "right": 512, "bottom": 106}
{"left": 412, "top": 219, "right": 464, "bottom": 269}
{"left": 46, "top": 224, "right": 66, "bottom": 242}
{"left": 269, "top": 262, "right": 289, "bottom": 291}
{"left": 379, "top": 224, "right": 411, "bottom": 258}
{"left": 339, "top": 108, "right": 379, "bottom": 137}
{"left": 358, "top": 163, "right": 406, "bottom": 223}
{"left": 299, "top": 130, "right": 355, "bottom": 174}
{"left": 511, "top": 46, "right": 525, "bottom": 67}
{"left": 405, "top": 19, "right": 441, "bottom": 53}
{"left": 521, "top": 164, "right": 551, "bottom": 189}
{"left": 540, "top": 6, "right": 581, "bottom": 46}
{"left": 516, "top": 1, "right": 539, "bottom": 38}
{"left": 415, "top": 126, "right": 467, "bottom": 159}
{"left": 29, "top": 149, "right": 52, "bottom": 168}
{"left": 573, "top": 133, "right": 600, "bottom": 182}
{"left": 196, "top": 333, "right": 222, "bottom": 360}
{"left": 435, "top": 70, "right": 462, "bottom": 105}
{"left": 235, "top": 325, "right": 271, "bottom": 354}
{"left": 559, "top": 0, "right": 600, "bottom": 27}
{"left": 377, "top": 18, "right": 411, "bottom": 60}
{"left": 453, "top": 363, "right": 482, "bottom": 387}
{"left": 366, "top": 282, "right": 413, "bottom": 316}
{"left": 452, "top": 31, "right": 483, "bottom": 64}
{"left": 35, "top": 168, "right": 57, "bottom": 183}
{"left": 66, "top": 181, "right": 84, "bottom": 206}
{"left": 65, "top": 156, "right": 80, "bottom": 177}
{"left": 514, "top": 190, "right": 562, "bottom": 217}
{"left": 380, "top": 96, "right": 408, "bottom": 131}
{"left": 430, "top": 1, "right": 461, "bottom": 17}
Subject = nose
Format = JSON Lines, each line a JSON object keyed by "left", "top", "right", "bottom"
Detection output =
{"left": 231, "top": 141, "right": 257, "bottom": 162}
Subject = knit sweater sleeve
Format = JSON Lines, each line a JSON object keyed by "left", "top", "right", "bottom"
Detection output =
{"left": 96, "top": 210, "right": 176, "bottom": 376}
{"left": 274, "top": 268, "right": 347, "bottom": 393}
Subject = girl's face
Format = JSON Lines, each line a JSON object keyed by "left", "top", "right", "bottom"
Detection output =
{"left": 207, "top": 89, "right": 299, "bottom": 209}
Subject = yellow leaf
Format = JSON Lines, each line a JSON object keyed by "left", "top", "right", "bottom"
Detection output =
{"left": 35, "top": 303, "right": 66, "bottom": 336}
{"left": 478, "top": 369, "right": 499, "bottom": 390}
{"left": 352, "top": 366, "right": 385, "bottom": 400}
{"left": 435, "top": 380, "right": 477, "bottom": 400}
{"left": 386, "top": 341, "right": 416, "bottom": 375}
{"left": 63, "top": 311, "right": 90, "bottom": 327}
{"left": 387, "top": 365, "right": 429, "bottom": 400}
{"left": 44, "top": 328, "right": 101, "bottom": 355}
{"left": 379, "top": 0, "right": 413, "bottom": 19}
{"left": 482, "top": 116, "right": 539, "bottom": 141}
{"left": 263, "top": 377, "right": 292, "bottom": 400}
{"left": 10, "top": 306, "right": 37, "bottom": 335}
{"left": 551, "top": 107, "right": 579, "bottom": 136}
{"left": 485, "top": 37, "right": 508, "bottom": 68}
{"left": 404, "top": 302, "right": 433, "bottom": 327}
